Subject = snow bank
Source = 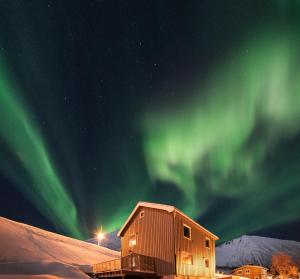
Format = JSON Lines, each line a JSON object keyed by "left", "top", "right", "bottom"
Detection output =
{"left": 0, "top": 261, "right": 90, "bottom": 279}
{"left": 0, "top": 217, "right": 120, "bottom": 278}
{"left": 0, "top": 276, "right": 64, "bottom": 279}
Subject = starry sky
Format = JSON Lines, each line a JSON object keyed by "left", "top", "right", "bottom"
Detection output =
{"left": 0, "top": 0, "right": 300, "bottom": 242}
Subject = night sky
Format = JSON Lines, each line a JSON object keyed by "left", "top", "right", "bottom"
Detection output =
{"left": 0, "top": 0, "right": 300, "bottom": 242}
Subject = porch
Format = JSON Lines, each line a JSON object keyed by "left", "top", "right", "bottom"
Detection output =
{"left": 93, "top": 253, "right": 156, "bottom": 278}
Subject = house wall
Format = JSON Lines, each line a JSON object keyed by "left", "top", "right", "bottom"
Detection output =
{"left": 121, "top": 206, "right": 175, "bottom": 276}
{"left": 233, "top": 266, "right": 267, "bottom": 279}
{"left": 174, "top": 211, "right": 216, "bottom": 278}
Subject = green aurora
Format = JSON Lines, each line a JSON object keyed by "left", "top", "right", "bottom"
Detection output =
{"left": 142, "top": 30, "right": 300, "bottom": 239}
{"left": 0, "top": 57, "right": 84, "bottom": 239}
{"left": 0, "top": 1, "right": 300, "bottom": 242}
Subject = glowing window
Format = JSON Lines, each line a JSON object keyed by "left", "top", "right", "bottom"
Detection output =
{"left": 181, "top": 252, "right": 193, "bottom": 265}
{"left": 205, "top": 258, "right": 209, "bottom": 268}
{"left": 183, "top": 224, "right": 191, "bottom": 239}
{"left": 129, "top": 234, "right": 136, "bottom": 247}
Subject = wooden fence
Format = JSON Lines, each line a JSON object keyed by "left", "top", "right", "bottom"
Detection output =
{"left": 93, "top": 253, "right": 155, "bottom": 274}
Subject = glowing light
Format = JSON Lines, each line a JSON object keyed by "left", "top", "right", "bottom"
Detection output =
{"left": 96, "top": 226, "right": 105, "bottom": 246}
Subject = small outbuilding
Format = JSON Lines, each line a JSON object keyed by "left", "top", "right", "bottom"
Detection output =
{"left": 232, "top": 265, "right": 267, "bottom": 279}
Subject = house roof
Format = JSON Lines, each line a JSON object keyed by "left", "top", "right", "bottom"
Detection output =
{"left": 233, "top": 265, "right": 268, "bottom": 271}
{"left": 117, "top": 201, "right": 219, "bottom": 240}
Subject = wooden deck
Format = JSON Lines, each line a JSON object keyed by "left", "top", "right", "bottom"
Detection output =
{"left": 93, "top": 253, "right": 156, "bottom": 278}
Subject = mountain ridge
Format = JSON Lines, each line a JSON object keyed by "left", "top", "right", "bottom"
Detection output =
{"left": 216, "top": 235, "right": 300, "bottom": 268}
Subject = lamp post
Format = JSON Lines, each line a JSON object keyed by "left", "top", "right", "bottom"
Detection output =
{"left": 97, "top": 226, "right": 105, "bottom": 246}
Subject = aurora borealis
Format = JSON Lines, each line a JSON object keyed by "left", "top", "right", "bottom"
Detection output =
{"left": 143, "top": 30, "right": 300, "bottom": 240}
{"left": 0, "top": 57, "right": 83, "bottom": 238}
{"left": 0, "top": 0, "right": 300, "bottom": 242}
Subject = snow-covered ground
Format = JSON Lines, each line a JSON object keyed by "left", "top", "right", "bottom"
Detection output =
{"left": 0, "top": 217, "right": 120, "bottom": 279}
{"left": 2, "top": 216, "right": 299, "bottom": 278}
{"left": 216, "top": 235, "right": 300, "bottom": 268}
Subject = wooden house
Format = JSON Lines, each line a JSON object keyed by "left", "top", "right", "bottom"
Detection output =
{"left": 93, "top": 201, "right": 219, "bottom": 279}
{"left": 232, "top": 265, "right": 267, "bottom": 279}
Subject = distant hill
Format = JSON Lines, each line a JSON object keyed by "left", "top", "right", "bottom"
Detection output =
{"left": 0, "top": 217, "right": 120, "bottom": 279}
{"left": 216, "top": 235, "right": 300, "bottom": 269}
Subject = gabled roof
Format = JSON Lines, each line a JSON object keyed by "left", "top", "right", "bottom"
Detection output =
{"left": 117, "top": 201, "right": 219, "bottom": 240}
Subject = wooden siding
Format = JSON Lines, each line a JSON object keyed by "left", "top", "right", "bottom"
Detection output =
{"left": 174, "top": 211, "right": 216, "bottom": 278}
{"left": 121, "top": 206, "right": 175, "bottom": 276}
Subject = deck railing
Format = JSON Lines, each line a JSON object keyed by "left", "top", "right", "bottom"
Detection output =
{"left": 93, "top": 258, "right": 121, "bottom": 273}
{"left": 122, "top": 253, "right": 155, "bottom": 273}
{"left": 93, "top": 253, "right": 155, "bottom": 274}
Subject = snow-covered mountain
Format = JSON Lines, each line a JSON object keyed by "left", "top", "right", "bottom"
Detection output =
{"left": 87, "top": 230, "right": 121, "bottom": 251}
{"left": 0, "top": 216, "right": 120, "bottom": 279}
{"left": 216, "top": 235, "right": 300, "bottom": 268}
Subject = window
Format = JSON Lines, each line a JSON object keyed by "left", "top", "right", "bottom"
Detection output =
{"left": 140, "top": 210, "right": 145, "bottom": 218}
{"left": 237, "top": 270, "right": 243, "bottom": 275}
{"left": 181, "top": 252, "right": 193, "bottom": 265}
{"left": 254, "top": 276, "right": 259, "bottom": 279}
{"left": 204, "top": 258, "right": 209, "bottom": 268}
{"left": 129, "top": 234, "right": 136, "bottom": 247}
{"left": 245, "top": 269, "right": 250, "bottom": 275}
{"left": 205, "top": 238, "right": 210, "bottom": 248}
{"left": 183, "top": 224, "right": 191, "bottom": 239}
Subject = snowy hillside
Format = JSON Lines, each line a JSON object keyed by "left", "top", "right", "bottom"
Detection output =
{"left": 0, "top": 217, "right": 120, "bottom": 279}
{"left": 87, "top": 230, "right": 121, "bottom": 251}
{"left": 216, "top": 235, "right": 300, "bottom": 268}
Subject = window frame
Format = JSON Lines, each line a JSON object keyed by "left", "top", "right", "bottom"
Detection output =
{"left": 139, "top": 210, "right": 145, "bottom": 219}
{"left": 205, "top": 237, "right": 211, "bottom": 249}
{"left": 183, "top": 224, "right": 191, "bottom": 240}
{"left": 204, "top": 258, "right": 209, "bottom": 269}
{"left": 181, "top": 251, "right": 193, "bottom": 265}
{"left": 129, "top": 234, "right": 137, "bottom": 247}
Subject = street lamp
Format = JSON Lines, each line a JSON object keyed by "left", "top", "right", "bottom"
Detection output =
{"left": 96, "top": 226, "right": 105, "bottom": 246}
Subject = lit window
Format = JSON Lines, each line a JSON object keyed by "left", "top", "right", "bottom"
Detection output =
{"left": 182, "top": 252, "right": 193, "bottom": 265}
{"left": 183, "top": 224, "right": 191, "bottom": 239}
{"left": 129, "top": 234, "right": 136, "bottom": 247}
{"left": 237, "top": 270, "right": 243, "bottom": 275}
{"left": 205, "top": 238, "right": 210, "bottom": 248}
{"left": 245, "top": 269, "right": 250, "bottom": 275}
{"left": 205, "top": 259, "right": 209, "bottom": 268}
{"left": 140, "top": 211, "right": 145, "bottom": 218}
